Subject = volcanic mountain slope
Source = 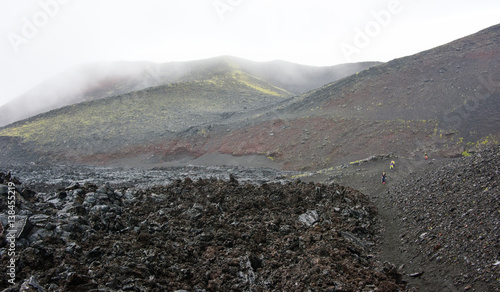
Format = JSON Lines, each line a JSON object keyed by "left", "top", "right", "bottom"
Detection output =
{"left": 1, "top": 25, "right": 499, "bottom": 169}
{"left": 0, "top": 63, "right": 291, "bottom": 160}
{"left": 159, "top": 23, "right": 500, "bottom": 170}
{"left": 0, "top": 56, "right": 377, "bottom": 127}
{"left": 0, "top": 56, "right": 379, "bottom": 165}
{"left": 281, "top": 24, "right": 500, "bottom": 127}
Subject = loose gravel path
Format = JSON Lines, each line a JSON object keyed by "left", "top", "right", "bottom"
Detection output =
{"left": 305, "top": 147, "right": 500, "bottom": 291}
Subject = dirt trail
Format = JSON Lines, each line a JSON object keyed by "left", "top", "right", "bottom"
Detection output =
{"left": 303, "top": 156, "right": 460, "bottom": 291}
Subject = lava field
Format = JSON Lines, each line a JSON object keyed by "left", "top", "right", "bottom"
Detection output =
{"left": 0, "top": 167, "right": 402, "bottom": 291}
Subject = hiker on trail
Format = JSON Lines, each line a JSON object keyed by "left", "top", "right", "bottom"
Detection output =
{"left": 390, "top": 160, "right": 395, "bottom": 171}
{"left": 382, "top": 171, "right": 386, "bottom": 184}
{"left": 424, "top": 153, "right": 428, "bottom": 160}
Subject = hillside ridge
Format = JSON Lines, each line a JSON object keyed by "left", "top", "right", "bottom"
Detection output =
{"left": 0, "top": 57, "right": 378, "bottom": 127}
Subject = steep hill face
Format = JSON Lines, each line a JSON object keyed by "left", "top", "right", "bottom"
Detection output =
{"left": 1, "top": 25, "right": 499, "bottom": 169}
{"left": 158, "top": 24, "right": 500, "bottom": 170}
{"left": 0, "top": 56, "right": 377, "bottom": 127}
{"left": 287, "top": 24, "right": 500, "bottom": 128}
{"left": 0, "top": 63, "right": 292, "bottom": 161}
{"left": 0, "top": 56, "right": 378, "bottom": 166}
{"left": 136, "top": 24, "right": 499, "bottom": 170}
{"left": 258, "top": 24, "right": 500, "bottom": 168}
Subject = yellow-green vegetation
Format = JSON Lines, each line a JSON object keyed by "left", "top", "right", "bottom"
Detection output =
{"left": 230, "top": 71, "right": 289, "bottom": 97}
{"left": 204, "top": 68, "right": 290, "bottom": 98}
{"left": 290, "top": 172, "right": 312, "bottom": 179}
{"left": 395, "top": 118, "right": 432, "bottom": 125}
{"left": 456, "top": 136, "right": 498, "bottom": 157}
{"left": 473, "top": 135, "right": 499, "bottom": 147}
{"left": 198, "top": 128, "right": 209, "bottom": 137}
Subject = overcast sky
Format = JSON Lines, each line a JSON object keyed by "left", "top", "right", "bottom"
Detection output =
{"left": 1, "top": 0, "right": 499, "bottom": 106}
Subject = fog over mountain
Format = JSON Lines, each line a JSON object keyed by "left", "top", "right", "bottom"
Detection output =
{"left": 3, "top": 1, "right": 500, "bottom": 110}
{"left": 0, "top": 57, "right": 379, "bottom": 127}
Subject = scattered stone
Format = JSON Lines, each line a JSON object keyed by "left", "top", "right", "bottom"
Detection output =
{"left": 28, "top": 214, "right": 50, "bottom": 227}
{"left": 409, "top": 272, "right": 424, "bottom": 278}
{"left": 0, "top": 214, "right": 33, "bottom": 239}
{"left": 19, "top": 276, "right": 45, "bottom": 292}
{"left": 298, "top": 209, "right": 319, "bottom": 226}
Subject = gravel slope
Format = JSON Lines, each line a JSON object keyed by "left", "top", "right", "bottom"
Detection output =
{"left": 304, "top": 146, "right": 500, "bottom": 291}
{"left": 387, "top": 147, "right": 500, "bottom": 291}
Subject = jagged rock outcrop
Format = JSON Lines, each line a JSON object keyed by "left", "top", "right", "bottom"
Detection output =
{"left": 0, "top": 170, "right": 403, "bottom": 291}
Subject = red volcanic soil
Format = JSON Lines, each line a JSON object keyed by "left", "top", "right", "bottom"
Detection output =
{"left": 75, "top": 116, "right": 443, "bottom": 171}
